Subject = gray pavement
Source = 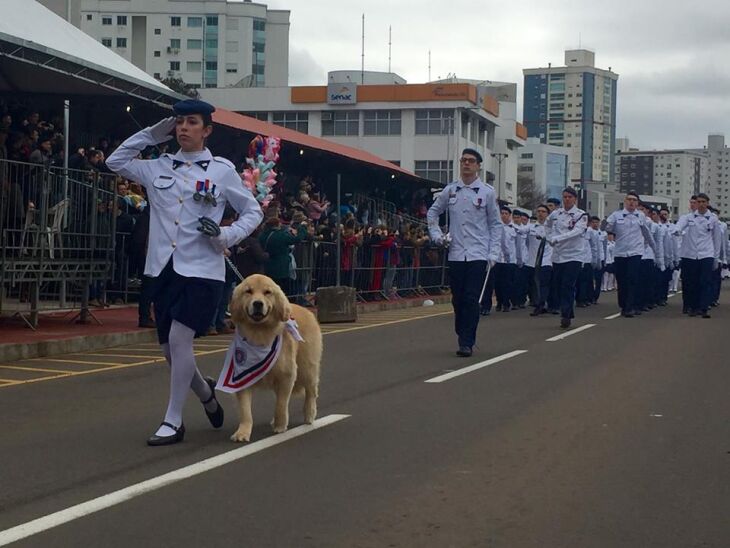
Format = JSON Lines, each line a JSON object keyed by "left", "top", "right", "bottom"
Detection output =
{"left": 1, "top": 290, "right": 728, "bottom": 547}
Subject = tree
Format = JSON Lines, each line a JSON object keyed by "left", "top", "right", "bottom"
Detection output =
{"left": 160, "top": 77, "right": 200, "bottom": 99}
{"left": 517, "top": 175, "right": 547, "bottom": 211}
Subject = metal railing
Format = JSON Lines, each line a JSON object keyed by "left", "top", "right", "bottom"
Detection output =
{"left": 1, "top": 159, "right": 117, "bottom": 327}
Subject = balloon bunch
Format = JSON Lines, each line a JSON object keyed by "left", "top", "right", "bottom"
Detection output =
{"left": 241, "top": 135, "right": 281, "bottom": 209}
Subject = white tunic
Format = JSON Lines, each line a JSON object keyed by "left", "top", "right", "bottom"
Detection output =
{"left": 107, "top": 127, "right": 263, "bottom": 281}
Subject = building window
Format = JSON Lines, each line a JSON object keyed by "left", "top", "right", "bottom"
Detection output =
{"left": 170, "top": 16, "right": 181, "bottom": 27}
{"left": 154, "top": 72, "right": 161, "bottom": 79}
{"left": 253, "top": 42, "right": 265, "bottom": 53}
{"left": 187, "top": 61, "right": 202, "bottom": 72}
{"left": 86, "top": 14, "right": 92, "bottom": 21}
{"left": 321, "top": 111, "right": 359, "bottom": 136}
{"left": 206, "top": 16, "right": 218, "bottom": 26}
{"left": 117, "top": 15, "right": 127, "bottom": 25}
{"left": 363, "top": 110, "right": 401, "bottom": 136}
{"left": 101, "top": 38, "right": 112, "bottom": 47}
{"left": 414, "top": 160, "right": 454, "bottom": 184}
{"left": 102, "top": 16, "right": 112, "bottom": 25}
{"left": 116, "top": 38, "right": 127, "bottom": 48}
{"left": 521, "top": 153, "right": 534, "bottom": 159}
{"left": 225, "top": 63, "right": 238, "bottom": 73}
{"left": 169, "top": 39, "right": 181, "bottom": 49}
{"left": 241, "top": 112, "right": 269, "bottom": 121}
{"left": 205, "top": 39, "right": 218, "bottom": 49}
{"left": 272, "top": 112, "right": 309, "bottom": 134}
{"left": 169, "top": 61, "right": 180, "bottom": 71}
{"left": 415, "top": 109, "right": 454, "bottom": 135}
{"left": 187, "top": 39, "right": 202, "bottom": 50}
{"left": 154, "top": 51, "right": 160, "bottom": 57}
{"left": 206, "top": 61, "right": 218, "bottom": 71}
{"left": 253, "top": 20, "right": 266, "bottom": 31}
{"left": 154, "top": 28, "right": 161, "bottom": 35}
{"left": 187, "top": 17, "right": 202, "bottom": 28}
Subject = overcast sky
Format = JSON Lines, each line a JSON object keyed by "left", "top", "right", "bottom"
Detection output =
{"left": 262, "top": 0, "right": 730, "bottom": 150}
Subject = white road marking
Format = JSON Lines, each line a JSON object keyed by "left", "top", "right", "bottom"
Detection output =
{"left": 425, "top": 350, "right": 528, "bottom": 383}
{"left": 604, "top": 313, "right": 622, "bottom": 320}
{"left": 546, "top": 324, "right": 596, "bottom": 342}
{"left": 0, "top": 414, "right": 350, "bottom": 547}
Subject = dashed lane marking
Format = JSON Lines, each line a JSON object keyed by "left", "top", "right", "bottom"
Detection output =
{"left": 546, "top": 324, "right": 596, "bottom": 342}
{"left": 0, "top": 414, "right": 351, "bottom": 547}
{"left": 604, "top": 313, "right": 622, "bottom": 320}
{"left": 425, "top": 350, "right": 529, "bottom": 383}
{"left": 0, "top": 365, "right": 75, "bottom": 374}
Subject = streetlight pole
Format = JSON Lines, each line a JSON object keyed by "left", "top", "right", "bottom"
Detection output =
{"left": 491, "top": 152, "right": 508, "bottom": 200}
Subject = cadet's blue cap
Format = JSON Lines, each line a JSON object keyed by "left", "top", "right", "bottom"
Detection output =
{"left": 173, "top": 99, "right": 216, "bottom": 117}
{"left": 547, "top": 197, "right": 561, "bottom": 205}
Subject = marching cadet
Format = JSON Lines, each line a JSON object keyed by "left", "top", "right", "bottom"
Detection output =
{"left": 708, "top": 206, "right": 726, "bottom": 307}
{"left": 592, "top": 218, "right": 608, "bottom": 304}
{"left": 544, "top": 187, "right": 588, "bottom": 329}
{"left": 602, "top": 234, "right": 616, "bottom": 291}
{"left": 673, "top": 193, "right": 722, "bottom": 318}
{"left": 495, "top": 206, "right": 519, "bottom": 312}
{"left": 546, "top": 197, "right": 561, "bottom": 213}
{"left": 107, "top": 100, "right": 264, "bottom": 445}
{"left": 526, "top": 204, "right": 553, "bottom": 316}
{"left": 577, "top": 217, "right": 600, "bottom": 307}
{"left": 513, "top": 210, "right": 531, "bottom": 308}
{"left": 428, "top": 148, "right": 502, "bottom": 357}
{"left": 638, "top": 203, "right": 665, "bottom": 311}
{"left": 657, "top": 206, "right": 676, "bottom": 305}
{"left": 605, "top": 192, "right": 656, "bottom": 318}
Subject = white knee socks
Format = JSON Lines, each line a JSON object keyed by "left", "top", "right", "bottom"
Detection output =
{"left": 155, "top": 321, "right": 216, "bottom": 437}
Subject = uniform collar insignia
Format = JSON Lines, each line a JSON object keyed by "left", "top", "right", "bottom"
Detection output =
{"left": 172, "top": 159, "right": 185, "bottom": 170}
{"left": 196, "top": 160, "right": 211, "bottom": 171}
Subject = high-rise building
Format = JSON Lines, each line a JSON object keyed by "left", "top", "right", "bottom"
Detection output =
{"left": 616, "top": 149, "right": 708, "bottom": 216}
{"left": 690, "top": 134, "right": 730, "bottom": 215}
{"left": 40, "top": 0, "right": 290, "bottom": 89}
{"left": 523, "top": 49, "right": 618, "bottom": 188}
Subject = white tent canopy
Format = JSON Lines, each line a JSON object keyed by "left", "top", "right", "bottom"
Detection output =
{"left": 0, "top": 0, "right": 179, "bottom": 104}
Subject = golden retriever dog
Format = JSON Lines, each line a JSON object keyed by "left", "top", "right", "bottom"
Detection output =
{"left": 227, "top": 274, "right": 322, "bottom": 443}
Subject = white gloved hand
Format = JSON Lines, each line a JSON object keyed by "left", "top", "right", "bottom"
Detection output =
{"left": 713, "top": 259, "right": 720, "bottom": 271}
{"left": 147, "top": 116, "right": 176, "bottom": 144}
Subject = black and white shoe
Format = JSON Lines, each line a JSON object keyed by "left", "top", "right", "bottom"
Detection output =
{"left": 147, "top": 422, "right": 185, "bottom": 446}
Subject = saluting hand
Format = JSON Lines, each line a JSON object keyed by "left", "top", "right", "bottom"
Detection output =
{"left": 147, "top": 117, "right": 177, "bottom": 144}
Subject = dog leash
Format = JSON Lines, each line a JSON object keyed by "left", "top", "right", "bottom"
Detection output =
{"left": 225, "top": 256, "right": 245, "bottom": 282}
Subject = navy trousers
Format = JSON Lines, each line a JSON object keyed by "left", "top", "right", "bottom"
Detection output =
{"left": 577, "top": 264, "right": 593, "bottom": 305}
{"left": 480, "top": 267, "right": 497, "bottom": 313}
{"left": 552, "top": 261, "right": 581, "bottom": 319}
{"left": 528, "top": 265, "right": 553, "bottom": 311}
{"left": 682, "top": 258, "right": 715, "bottom": 312}
{"left": 449, "top": 260, "right": 489, "bottom": 348}
{"left": 495, "top": 263, "right": 516, "bottom": 310}
{"left": 592, "top": 266, "right": 604, "bottom": 303}
{"left": 614, "top": 255, "right": 641, "bottom": 313}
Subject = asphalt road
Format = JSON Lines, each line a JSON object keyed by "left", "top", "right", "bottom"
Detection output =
{"left": 1, "top": 290, "right": 728, "bottom": 547}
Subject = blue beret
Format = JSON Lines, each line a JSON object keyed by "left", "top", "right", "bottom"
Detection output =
{"left": 547, "top": 197, "right": 561, "bottom": 205}
{"left": 462, "top": 148, "right": 483, "bottom": 164}
{"left": 173, "top": 99, "right": 215, "bottom": 116}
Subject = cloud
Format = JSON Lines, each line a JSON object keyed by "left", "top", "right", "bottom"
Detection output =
{"left": 288, "top": 48, "right": 326, "bottom": 85}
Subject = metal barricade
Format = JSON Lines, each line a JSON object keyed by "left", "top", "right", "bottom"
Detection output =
{"left": 1, "top": 159, "right": 115, "bottom": 327}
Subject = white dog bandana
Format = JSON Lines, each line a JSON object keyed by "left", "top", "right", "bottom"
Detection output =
{"left": 216, "top": 319, "right": 304, "bottom": 394}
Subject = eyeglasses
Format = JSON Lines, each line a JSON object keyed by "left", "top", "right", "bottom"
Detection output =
{"left": 459, "top": 157, "right": 477, "bottom": 164}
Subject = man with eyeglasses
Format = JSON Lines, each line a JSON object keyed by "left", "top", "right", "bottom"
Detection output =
{"left": 673, "top": 193, "right": 722, "bottom": 318}
{"left": 428, "top": 148, "right": 502, "bottom": 357}
{"left": 605, "top": 192, "right": 656, "bottom": 318}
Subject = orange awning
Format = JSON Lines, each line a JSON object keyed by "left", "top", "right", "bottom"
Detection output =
{"left": 212, "top": 108, "right": 417, "bottom": 179}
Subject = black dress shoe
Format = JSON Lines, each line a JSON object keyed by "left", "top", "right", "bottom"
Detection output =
{"left": 530, "top": 308, "right": 542, "bottom": 317}
{"left": 621, "top": 311, "right": 634, "bottom": 318}
{"left": 147, "top": 422, "right": 185, "bottom": 446}
{"left": 203, "top": 377, "right": 224, "bottom": 429}
{"left": 480, "top": 308, "right": 491, "bottom": 316}
{"left": 689, "top": 310, "right": 697, "bottom": 317}
{"left": 701, "top": 311, "right": 711, "bottom": 319}
{"left": 560, "top": 318, "right": 571, "bottom": 329}
{"left": 456, "top": 346, "right": 472, "bottom": 357}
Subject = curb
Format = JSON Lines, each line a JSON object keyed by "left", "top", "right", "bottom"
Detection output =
{"left": 0, "top": 294, "right": 452, "bottom": 362}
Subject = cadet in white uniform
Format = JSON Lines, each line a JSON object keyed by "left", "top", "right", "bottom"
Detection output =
{"left": 657, "top": 206, "right": 675, "bottom": 305}
{"left": 673, "top": 193, "right": 722, "bottom": 318}
{"left": 495, "top": 206, "right": 520, "bottom": 312}
{"left": 428, "top": 148, "right": 502, "bottom": 357}
{"left": 526, "top": 204, "right": 553, "bottom": 316}
{"left": 544, "top": 187, "right": 588, "bottom": 328}
{"left": 107, "top": 100, "right": 263, "bottom": 445}
{"left": 605, "top": 192, "right": 656, "bottom": 318}
{"left": 602, "top": 235, "right": 616, "bottom": 291}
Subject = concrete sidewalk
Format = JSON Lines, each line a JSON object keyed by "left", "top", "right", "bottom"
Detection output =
{"left": 0, "top": 293, "right": 450, "bottom": 362}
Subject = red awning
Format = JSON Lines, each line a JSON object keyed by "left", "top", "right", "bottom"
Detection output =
{"left": 212, "top": 108, "right": 416, "bottom": 178}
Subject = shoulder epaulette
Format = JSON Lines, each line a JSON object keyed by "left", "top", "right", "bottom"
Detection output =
{"left": 213, "top": 156, "right": 236, "bottom": 169}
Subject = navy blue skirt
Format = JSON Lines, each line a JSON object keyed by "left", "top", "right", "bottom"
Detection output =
{"left": 151, "top": 259, "right": 224, "bottom": 344}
